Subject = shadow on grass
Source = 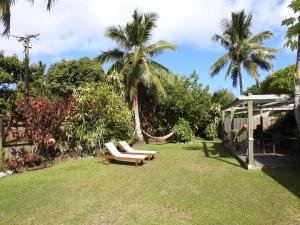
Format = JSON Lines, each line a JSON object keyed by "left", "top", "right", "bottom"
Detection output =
{"left": 97, "top": 159, "right": 144, "bottom": 167}
{"left": 262, "top": 168, "right": 300, "bottom": 198}
{"left": 183, "top": 141, "right": 242, "bottom": 168}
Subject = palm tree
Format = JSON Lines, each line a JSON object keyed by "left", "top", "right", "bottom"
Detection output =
{"left": 0, "top": 0, "right": 55, "bottom": 35}
{"left": 210, "top": 10, "right": 276, "bottom": 94}
{"left": 97, "top": 9, "right": 176, "bottom": 143}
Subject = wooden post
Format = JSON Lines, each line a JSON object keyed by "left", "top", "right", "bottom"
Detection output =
{"left": 230, "top": 107, "right": 235, "bottom": 143}
{"left": 0, "top": 116, "right": 3, "bottom": 149}
{"left": 221, "top": 111, "right": 225, "bottom": 140}
{"left": 247, "top": 93, "right": 254, "bottom": 167}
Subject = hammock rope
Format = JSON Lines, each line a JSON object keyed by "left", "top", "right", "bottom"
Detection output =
{"left": 142, "top": 130, "right": 174, "bottom": 141}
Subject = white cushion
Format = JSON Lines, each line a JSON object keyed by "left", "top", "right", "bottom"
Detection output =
{"left": 119, "top": 141, "right": 157, "bottom": 154}
{"left": 105, "top": 142, "right": 147, "bottom": 159}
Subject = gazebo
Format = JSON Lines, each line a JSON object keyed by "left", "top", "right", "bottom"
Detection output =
{"left": 221, "top": 93, "right": 295, "bottom": 169}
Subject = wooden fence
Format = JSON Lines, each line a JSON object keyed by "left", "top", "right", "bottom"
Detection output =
{"left": 0, "top": 115, "right": 29, "bottom": 149}
{"left": 223, "top": 116, "right": 275, "bottom": 143}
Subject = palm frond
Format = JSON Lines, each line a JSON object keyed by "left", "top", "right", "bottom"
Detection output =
{"left": 149, "top": 60, "right": 174, "bottom": 86}
{"left": 249, "top": 31, "right": 273, "bottom": 43}
{"left": 209, "top": 53, "right": 230, "bottom": 76}
{"left": 139, "top": 11, "right": 158, "bottom": 45}
{"left": 225, "top": 62, "right": 234, "bottom": 79}
{"left": 0, "top": 0, "right": 14, "bottom": 35}
{"left": 145, "top": 40, "right": 176, "bottom": 57}
{"left": 139, "top": 60, "right": 165, "bottom": 97}
{"left": 105, "top": 25, "right": 130, "bottom": 49}
{"left": 243, "top": 60, "right": 258, "bottom": 77}
{"left": 250, "top": 55, "right": 273, "bottom": 71}
{"left": 96, "top": 49, "right": 125, "bottom": 64}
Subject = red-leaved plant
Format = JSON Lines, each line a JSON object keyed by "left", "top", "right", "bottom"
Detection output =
{"left": 13, "top": 96, "right": 74, "bottom": 153}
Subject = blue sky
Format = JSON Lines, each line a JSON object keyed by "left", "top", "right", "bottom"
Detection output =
{"left": 0, "top": 0, "right": 296, "bottom": 95}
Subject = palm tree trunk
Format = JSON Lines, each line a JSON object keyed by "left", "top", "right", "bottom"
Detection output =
{"left": 132, "top": 90, "right": 145, "bottom": 143}
{"left": 294, "top": 34, "right": 300, "bottom": 132}
{"left": 238, "top": 71, "right": 243, "bottom": 95}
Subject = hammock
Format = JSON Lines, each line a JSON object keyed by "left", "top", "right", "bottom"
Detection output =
{"left": 142, "top": 130, "right": 174, "bottom": 141}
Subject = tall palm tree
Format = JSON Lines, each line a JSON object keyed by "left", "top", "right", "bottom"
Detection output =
{"left": 210, "top": 10, "right": 276, "bottom": 94}
{"left": 0, "top": 0, "right": 55, "bottom": 35}
{"left": 97, "top": 9, "right": 176, "bottom": 143}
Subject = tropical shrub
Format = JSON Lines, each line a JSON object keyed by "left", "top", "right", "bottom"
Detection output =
{"left": 13, "top": 97, "right": 74, "bottom": 153}
{"left": 65, "top": 83, "right": 133, "bottom": 151}
{"left": 5, "top": 147, "right": 43, "bottom": 172}
{"left": 154, "top": 71, "right": 211, "bottom": 136}
{"left": 171, "top": 118, "right": 193, "bottom": 143}
{"left": 203, "top": 123, "right": 218, "bottom": 140}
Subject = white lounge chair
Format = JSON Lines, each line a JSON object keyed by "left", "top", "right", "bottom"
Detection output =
{"left": 119, "top": 141, "right": 157, "bottom": 160}
{"left": 97, "top": 142, "right": 148, "bottom": 166}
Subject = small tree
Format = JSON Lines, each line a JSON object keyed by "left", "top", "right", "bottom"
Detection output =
{"left": 46, "top": 57, "right": 105, "bottom": 96}
{"left": 97, "top": 9, "right": 176, "bottom": 143}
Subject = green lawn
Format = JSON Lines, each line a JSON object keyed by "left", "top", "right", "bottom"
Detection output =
{"left": 0, "top": 140, "right": 299, "bottom": 225}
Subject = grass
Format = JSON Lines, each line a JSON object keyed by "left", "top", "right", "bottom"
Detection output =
{"left": 0, "top": 139, "right": 299, "bottom": 225}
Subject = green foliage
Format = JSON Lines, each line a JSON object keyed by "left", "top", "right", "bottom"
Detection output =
{"left": 171, "top": 118, "right": 193, "bottom": 143}
{"left": 245, "top": 65, "right": 295, "bottom": 95}
{"left": 65, "top": 83, "right": 133, "bottom": 151}
{"left": 282, "top": 0, "right": 300, "bottom": 51}
{"left": 211, "top": 89, "right": 235, "bottom": 106}
{"left": 46, "top": 57, "right": 105, "bottom": 96}
{"left": 105, "top": 70, "right": 125, "bottom": 98}
{"left": 260, "top": 65, "right": 295, "bottom": 94}
{"left": 267, "top": 112, "right": 297, "bottom": 136}
{"left": 0, "top": 52, "right": 52, "bottom": 114}
{"left": 203, "top": 123, "right": 218, "bottom": 141}
{"left": 0, "top": 148, "right": 5, "bottom": 172}
{"left": 0, "top": 51, "right": 24, "bottom": 87}
{"left": 154, "top": 71, "right": 211, "bottom": 136}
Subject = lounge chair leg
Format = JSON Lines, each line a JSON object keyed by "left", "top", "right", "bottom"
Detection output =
{"left": 103, "top": 159, "right": 110, "bottom": 165}
{"left": 273, "top": 145, "right": 276, "bottom": 154}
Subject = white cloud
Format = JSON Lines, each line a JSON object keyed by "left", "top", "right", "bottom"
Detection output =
{"left": 0, "top": 0, "right": 294, "bottom": 62}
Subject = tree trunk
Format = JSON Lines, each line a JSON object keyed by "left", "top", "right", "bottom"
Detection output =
{"left": 132, "top": 89, "right": 145, "bottom": 143}
{"left": 294, "top": 34, "right": 300, "bottom": 132}
{"left": 239, "top": 71, "right": 243, "bottom": 95}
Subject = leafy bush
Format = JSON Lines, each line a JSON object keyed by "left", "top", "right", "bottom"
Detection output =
{"left": 171, "top": 118, "right": 193, "bottom": 142}
{"left": 153, "top": 71, "right": 211, "bottom": 136}
{"left": 204, "top": 123, "right": 218, "bottom": 140}
{"left": 13, "top": 97, "right": 74, "bottom": 153}
{"left": 0, "top": 148, "right": 5, "bottom": 172}
{"left": 5, "top": 147, "right": 43, "bottom": 172}
{"left": 245, "top": 65, "right": 295, "bottom": 95}
{"left": 65, "top": 83, "right": 133, "bottom": 151}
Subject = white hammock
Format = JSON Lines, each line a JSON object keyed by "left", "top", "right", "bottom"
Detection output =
{"left": 142, "top": 130, "right": 174, "bottom": 141}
